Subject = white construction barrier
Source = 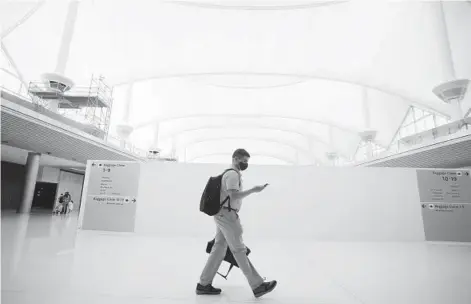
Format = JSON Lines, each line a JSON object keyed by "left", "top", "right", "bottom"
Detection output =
{"left": 79, "top": 161, "right": 471, "bottom": 242}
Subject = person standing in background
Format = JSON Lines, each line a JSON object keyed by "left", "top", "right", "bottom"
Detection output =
{"left": 53, "top": 194, "right": 64, "bottom": 215}
{"left": 62, "top": 192, "right": 71, "bottom": 214}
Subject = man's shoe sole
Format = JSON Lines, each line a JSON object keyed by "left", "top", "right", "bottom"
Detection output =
{"left": 254, "top": 281, "right": 277, "bottom": 298}
{"left": 196, "top": 290, "right": 221, "bottom": 295}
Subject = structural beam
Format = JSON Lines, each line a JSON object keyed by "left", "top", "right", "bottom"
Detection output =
{"left": 55, "top": 0, "right": 80, "bottom": 74}
{"left": 1, "top": 42, "right": 28, "bottom": 89}
{"left": 1, "top": 1, "right": 45, "bottom": 39}
{"left": 438, "top": 1, "right": 456, "bottom": 80}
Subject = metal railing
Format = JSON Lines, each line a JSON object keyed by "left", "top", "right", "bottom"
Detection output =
{"left": 357, "top": 118, "right": 471, "bottom": 165}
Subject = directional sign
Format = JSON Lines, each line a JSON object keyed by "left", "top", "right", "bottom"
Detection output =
{"left": 87, "top": 162, "right": 140, "bottom": 197}
{"left": 417, "top": 169, "right": 471, "bottom": 242}
{"left": 416, "top": 169, "right": 471, "bottom": 204}
{"left": 89, "top": 196, "right": 137, "bottom": 205}
{"left": 420, "top": 203, "right": 471, "bottom": 242}
{"left": 81, "top": 161, "right": 141, "bottom": 233}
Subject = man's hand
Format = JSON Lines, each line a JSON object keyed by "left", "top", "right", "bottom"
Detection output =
{"left": 252, "top": 184, "right": 269, "bottom": 193}
{"left": 231, "top": 184, "right": 269, "bottom": 200}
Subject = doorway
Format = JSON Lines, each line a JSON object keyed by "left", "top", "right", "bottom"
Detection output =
{"left": 32, "top": 182, "right": 58, "bottom": 210}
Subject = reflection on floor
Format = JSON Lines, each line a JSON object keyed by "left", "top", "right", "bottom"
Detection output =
{"left": 2, "top": 211, "right": 471, "bottom": 304}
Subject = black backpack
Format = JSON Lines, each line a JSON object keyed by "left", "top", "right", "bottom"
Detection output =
{"left": 200, "top": 169, "right": 237, "bottom": 216}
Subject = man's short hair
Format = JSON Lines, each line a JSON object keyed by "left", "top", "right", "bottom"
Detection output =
{"left": 232, "top": 148, "right": 250, "bottom": 159}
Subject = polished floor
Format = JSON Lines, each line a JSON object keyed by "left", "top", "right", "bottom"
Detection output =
{"left": 2, "top": 210, "right": 471, "bottom": 304}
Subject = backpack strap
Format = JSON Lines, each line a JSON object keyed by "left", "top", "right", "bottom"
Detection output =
{"left": 220, "top": 168, "right": 241, "bottom": 212}
{"left": 221, "top": 168, "right": 240, "bottom": 184}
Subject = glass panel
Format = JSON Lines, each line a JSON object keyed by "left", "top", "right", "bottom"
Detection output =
{"left": 404, "top": 109, "right": 414, "bottom": 124}
{"left": 355, "top": 146, "right": 367, "bottom": 161}
{"left": 424, "top": 115, "right": 435, "bottom": 130}
{"left": 413, "top": 108, "right": 424, "bottom": 120}
{"left": 435, "top": 115, "right": 448, "bottom": 127}
{"left": 402, "top": 124, "right": 416, "bottom": 137}
{"left": 416, "top": 118, "right": 426, "bottom": 133}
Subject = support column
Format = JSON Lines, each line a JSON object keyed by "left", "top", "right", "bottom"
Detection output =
{"left": 116, "top": 124, "right": 134, "bottom": 149}
{"left": 18, "top": 152, "right": 41, "bottom": 214}
{"left": 48, "top": 0, "right": 79, "bottom": 113}
{"left": 169, "top": 137, "right": 176, "bottom": 159}
{"left": 117, "top": 84, "right": 134, "bottom": 148}
{"left": 147, "top": 122, "right": 161, "bottom": 159}
{"left": 325, "top": 152, "right": 338, "bottom": 167}
{"left": 437, "top": 1, "right": 455, "bottom": 80}
{"left": 431, "top": 2, "right": 469, "bottom": 122}
{"left": 359, "top": 131, "right": 377, "bottom": 159}
{"left": 362, "top": 87, "right": 371, "bottom": 130}
{"left": 151, "top": 122, "right": 160, "bottom": 150}
{"left": 55, "top": 1, "right": 80, "bottom": 74}
{"left": 307, "top": 137, "right": 313, "bottom": 163}
{"left": 366, "top": 143, "right": 373, "bottom": 158}
{"left": 122, "top": 83, "right": 134, "bottom": 123}
{"left": 328, "top": 126, "right": 334, "bottom": 145}
{"left": 359, "top": 87, "right": 378, "bottom": 159}
{"left": 450, "top": 99, "right": 464, "bottom": 120}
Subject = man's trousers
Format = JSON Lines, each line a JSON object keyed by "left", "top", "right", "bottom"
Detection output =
{"left": 199, "top": 208, "right": 264, "bottom": 290}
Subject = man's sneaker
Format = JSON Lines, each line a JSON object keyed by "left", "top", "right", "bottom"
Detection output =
{"left": 196, "top": 283, "right": 222, "bottom": 295}
{"left": 253, "top": 280, "right": 277, "bottom": 298}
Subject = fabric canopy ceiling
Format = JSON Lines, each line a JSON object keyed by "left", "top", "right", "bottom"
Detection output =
{"left": 2, "top": 0, "right": 471, "bottom": 164}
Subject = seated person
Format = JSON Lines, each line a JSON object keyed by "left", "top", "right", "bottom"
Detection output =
{"left": 53, "top": 203, "right": 63, "bottom": 215}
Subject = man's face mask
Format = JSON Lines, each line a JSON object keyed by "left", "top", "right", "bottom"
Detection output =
{"left": 236, "top": 158, "right": 249, "bottom": 171}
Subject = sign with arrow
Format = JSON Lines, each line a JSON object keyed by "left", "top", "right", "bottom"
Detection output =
{"left": 80, "top": 161, "right": 141, "bottom": 233}
{"left": 417, "top": 169, "right": 471, "bottom": 242}
{"left": 87, "top": 161, "right": 140, "bottom": 197}
{"left": 416, "top": 169, "right": 471, "bottom": 204}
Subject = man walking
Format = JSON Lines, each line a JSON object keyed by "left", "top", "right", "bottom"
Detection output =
{"left": 196, "top": 148, "right": 277, "bottom": 298}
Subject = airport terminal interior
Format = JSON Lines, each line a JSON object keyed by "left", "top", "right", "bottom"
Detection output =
{"left": 1, "top": 1, "right": 471, "bottom": 303}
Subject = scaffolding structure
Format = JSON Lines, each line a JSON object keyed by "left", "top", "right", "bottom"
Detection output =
{"left": 28, "top": 75, "right": 114, "bottom": 139}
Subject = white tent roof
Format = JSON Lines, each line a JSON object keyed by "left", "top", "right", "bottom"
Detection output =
{"left": 2, "top": 0, "right": 471, "bottom": 165}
